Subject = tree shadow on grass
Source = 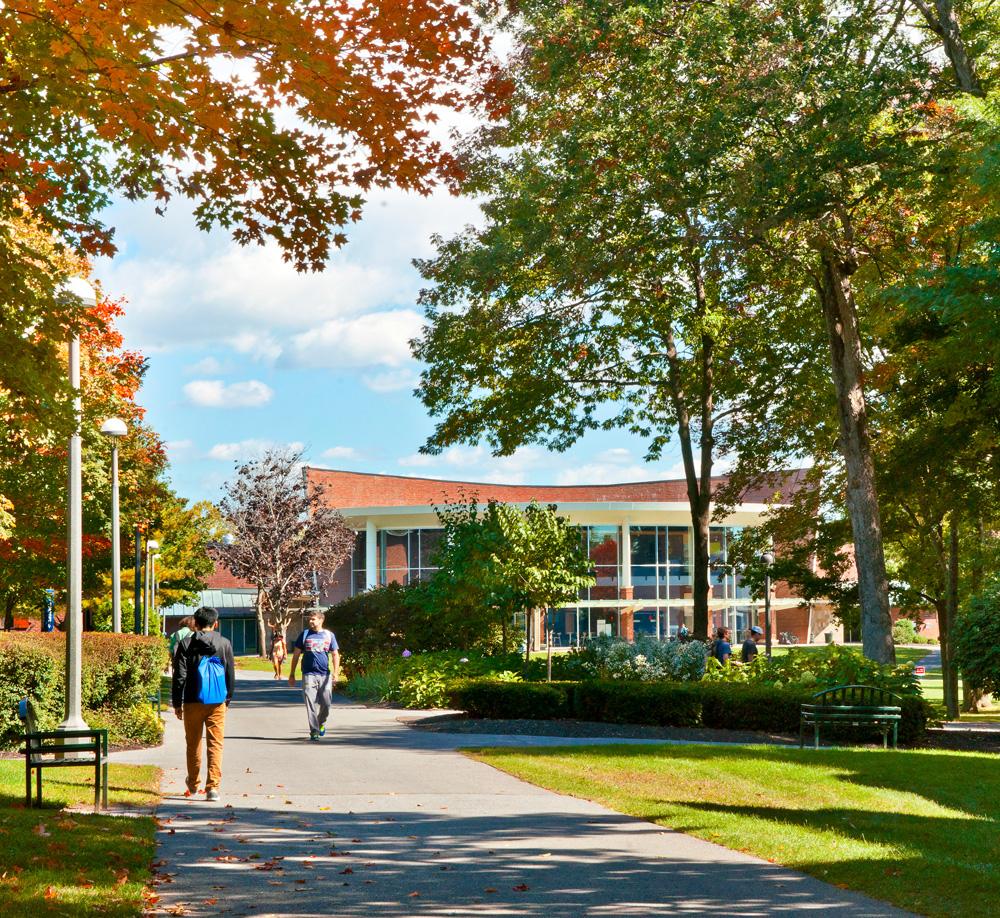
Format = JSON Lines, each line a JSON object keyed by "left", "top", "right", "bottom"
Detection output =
{"left": 485, "top": 743, "right": 1000, "bottom": 822}
{"left": 652, "top": 799, "right": 998, "bottom": 916}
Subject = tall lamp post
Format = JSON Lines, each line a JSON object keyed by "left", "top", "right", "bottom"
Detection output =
{"left": 59, "top": 277, "right": 97, "bottom": 732}
{"left": 100, "top": 418, "right": 128, "bottom": 632}
{"left": 143, "top": 539, "right": 159, "bottom": 635}
{"left": 760, "top": 551, "right": 775, "bottom": 658}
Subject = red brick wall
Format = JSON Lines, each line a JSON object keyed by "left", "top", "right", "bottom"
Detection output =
{"left": 305, "top": 467, "right": 808, "bottom": 511}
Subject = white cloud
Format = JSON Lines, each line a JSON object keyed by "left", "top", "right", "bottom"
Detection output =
{"left": 281, "top": 310, "right": 424, "bottom": 370}
{"left": 183, "top": 356, "right": 224, "bottom": 376}
{"left": 555, "top": 456, "right": 687, "bottom": 486}
{"left": 95, "top": 188, "right": 480, "bottom": 359}
{"left": 397, "top": 446, "right": 549, "bottom": 484}
{"left": 362, "top": 368, "right": 420, "bottom": 393}
{"left": 183, "top": 379, "right": 274, "bottom": 408}
{"left": 207, "top": 439, "right": 304, "bottom": 461}
{"left": 321, "top": 446, "right": 361, "bottom": 461}
{"left": 164, "top": 439, "right": 193, "bottom": 453}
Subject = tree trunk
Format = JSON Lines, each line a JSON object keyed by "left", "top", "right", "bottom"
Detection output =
{"left": 255, "top": 590, "right": 268, "bottom": 659}
{"left": 524, "top": 609, "right": 531, "bottom": 666}
{"left": 944, "top": 516, "right": 960, "bottom": 719}
{"left": 817, "top": 247, "right": 894, "bottom": 663}
{"left": 662, "top": 235, "right": 715, "bottom": 641}
{"left": 963, "top": 516, "right": 985, "bottom": 712}
{"left": 911, "top": 0, "right": 983, "bottom": 95}
{"left": 501, "top": 615, "right": 509, "bottom": 655}
{"left": 3, "top": 593, "right": 15, "bottom": 631}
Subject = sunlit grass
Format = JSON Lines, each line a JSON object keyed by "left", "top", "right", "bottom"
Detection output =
{"left": 0, "top": 761, "right": 160, "bottom": 916}
{"left": 472, "top": 743, "right": 998, "bottom": 917}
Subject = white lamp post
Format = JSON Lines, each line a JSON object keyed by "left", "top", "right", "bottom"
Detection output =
{"left": 100, "top": 418, "right": 128, "bottom": 633}
{"left": 59, "top": 277, "right": 97, "bottom": 732}
{"left": 144, "top": 539, "right": 159, "bottom": 635}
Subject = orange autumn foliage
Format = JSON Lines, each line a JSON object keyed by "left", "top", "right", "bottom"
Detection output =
{"left": 0, "top": 0, "right": 494, "bottom": 271}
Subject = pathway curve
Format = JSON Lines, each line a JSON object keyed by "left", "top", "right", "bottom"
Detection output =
{"left": 117, "top": 670, "right": 908, "bottom": 917}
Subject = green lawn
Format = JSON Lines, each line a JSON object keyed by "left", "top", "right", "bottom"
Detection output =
{"left": 0, "top": 761, "right": 160, "bottom": 916}
{"left": 234, "top": 655, "right": 276, "bottom": 672}
{"left": 472, "top": 743, "right": 998, "bottom": 917}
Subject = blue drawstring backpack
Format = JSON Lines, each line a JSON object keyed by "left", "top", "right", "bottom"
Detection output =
{"left": 197, "top": 655, "right": 227, "bottom": 704}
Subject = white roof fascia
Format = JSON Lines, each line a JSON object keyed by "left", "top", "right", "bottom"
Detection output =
{"left": 339, "top": 501, "right": 778, "bottom": 529}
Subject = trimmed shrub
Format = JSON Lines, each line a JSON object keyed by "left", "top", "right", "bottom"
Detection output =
{"left": 450, "top": 680, "right": 571, "bottom": 719}
{"left": 698, "top": 683, "right": 810, "bottom": 733}
{"left": 573, "top": 681, "right": 702, "bottom": 727}
{"left": 954, "top": 581, "right": 1000, "bottom": 696}
{"left": 447, "top": 678, "right": 930, "bottom": 744}
{"left": 0, "top": 633, "right": 166, "bottom": 750}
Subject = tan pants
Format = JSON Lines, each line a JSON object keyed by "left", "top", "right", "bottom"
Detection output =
{"left": 183, "top": 702, "right": 227, "bottom": 792}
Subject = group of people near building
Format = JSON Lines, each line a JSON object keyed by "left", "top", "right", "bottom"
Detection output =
{"left": 710, "top": 625, "right": 765, "bottom": 665}
{"left": 169, "top": 607, "right": 340, "bottom": 801}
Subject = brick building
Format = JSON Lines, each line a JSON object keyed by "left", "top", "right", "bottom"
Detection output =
{"left": 307, "top": 467, "right": 843, "bottom": 646}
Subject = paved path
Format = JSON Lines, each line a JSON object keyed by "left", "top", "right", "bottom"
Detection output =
{"left": 118, "top": 671, "right": 908, "bottom": 917}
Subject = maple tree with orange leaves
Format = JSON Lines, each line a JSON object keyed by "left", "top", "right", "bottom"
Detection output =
{"left": 0, "top": 0, "right": 493, "bottom": 273}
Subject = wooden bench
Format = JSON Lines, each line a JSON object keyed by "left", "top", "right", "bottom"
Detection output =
{"left": 18, "top": 699, "right": 109, "bottom": 810}
{"left": 800, "top": 684, "right": 902, "bottom": 749}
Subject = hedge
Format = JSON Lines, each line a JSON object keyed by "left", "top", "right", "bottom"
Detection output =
{"left": 449, "top": 680, "right": 572, "bottom": 719}
{"left": 572, "top": 681, "right": 702, "bottom": 728}
{"left": 448, "top": 679, "right": 931, "bottom": 744}
{"left": 0, "top": 632, "right": 166, "bottom": 750}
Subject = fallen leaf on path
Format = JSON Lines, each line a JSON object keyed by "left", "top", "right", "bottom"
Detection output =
{"left": 408, "top": 892, "right": 420, "bottom": 897}
{"left": 340, "top": 867, "right": 353, "bottom": 875}
{"left": 203, "top": 899, "right": 218, "bottom": 906}
{"left": 513, "top": 884, "right": 530, "bottom": 891}
{"left": 484, "top": 888, "right": 497, "bottom": 894}
{"left": 43, "top": 885, "right": 58, "bottom": 900}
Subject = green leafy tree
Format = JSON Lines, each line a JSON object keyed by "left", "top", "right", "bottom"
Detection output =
{"left": 954, "top": 579, "right": 1000, "bottom": 697}
{"left": 420, "top": 498, "right": 594, "bottom": 655}
{"left": 414, "top": 0, "right": 809, "bottom": 640}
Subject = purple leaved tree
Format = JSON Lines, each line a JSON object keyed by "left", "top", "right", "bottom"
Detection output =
{"left": 211, "top": 449, "right": 354, "bottom": 656}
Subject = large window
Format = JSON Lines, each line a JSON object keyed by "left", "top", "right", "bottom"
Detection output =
{"left": 378, "top": 528, "right": 443, "bottom": 587}
{"left": 580, "top": 526, "right": 620, "bottom": 601}
{"left": 629, "top": 526, "right": 691, "bottom": 600}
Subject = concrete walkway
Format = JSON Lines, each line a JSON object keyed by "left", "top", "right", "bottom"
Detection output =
{"left": 118, "top": 671, "right": 908, "bottom": 917}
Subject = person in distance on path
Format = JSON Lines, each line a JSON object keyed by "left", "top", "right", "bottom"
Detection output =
{"left": 288, "top": 609, "right": 340, "bottom": 741}
{"left": 171, "top": 606, "right": 235, "bottom": 801}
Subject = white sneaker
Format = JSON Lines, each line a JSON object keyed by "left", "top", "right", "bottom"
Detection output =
{"left": 206, "top": 789, "right": 220, "bottom": 801}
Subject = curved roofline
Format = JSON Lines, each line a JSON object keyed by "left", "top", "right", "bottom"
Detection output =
{"left": 304, "top": 464, "right": 727, "bottom": 490}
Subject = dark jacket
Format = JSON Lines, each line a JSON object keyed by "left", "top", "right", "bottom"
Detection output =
{"left": 171, "top": 629, "right": 236, "bottom": 708}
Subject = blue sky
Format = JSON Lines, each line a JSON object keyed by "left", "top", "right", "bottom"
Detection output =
{"left": 94, "top": 187, "right": 689, "bottom": 504}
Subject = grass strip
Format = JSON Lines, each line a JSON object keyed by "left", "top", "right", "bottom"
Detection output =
{"left": 0, "top": 760, "right": 160, "bottom": 916}
{"left": 471, "top": 743, "right": 998, "bottom": 917}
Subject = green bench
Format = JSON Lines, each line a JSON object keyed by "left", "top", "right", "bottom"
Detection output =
{"left": 800, "top": 684, "right": 902, "bottom": 749}
{"left": 18, "top": 698, "right": 109, "bottom": 810}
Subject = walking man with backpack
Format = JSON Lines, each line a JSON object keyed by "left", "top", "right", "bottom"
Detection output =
{"left": 171, "top": 606, "right": 235, "bottom": 801}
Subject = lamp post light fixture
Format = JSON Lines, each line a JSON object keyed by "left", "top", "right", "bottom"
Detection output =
{"left": 760, "top": 550, "right": 776, "bottom": 658}
{"left": 59, "top": 276, "right": 98, "bottom": 732}
{"left": 99, "top": 417, "right": 128, "bottom": 633}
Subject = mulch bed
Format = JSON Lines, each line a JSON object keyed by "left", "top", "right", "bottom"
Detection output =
{"left": 405, "top": 712, "right": 1000, "bottom": 753}
{"left": 403, "top": 712, "right": 800, "bottom": 745}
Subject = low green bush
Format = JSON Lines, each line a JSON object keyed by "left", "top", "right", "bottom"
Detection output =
{"left": 0, "top": 633, "right": 166, "bottom": 750}
{"left": 698, "top": 682, "right": 810, "bottom": 733}
{"left": 448, "top": 678, "right": 930, "bottom": 744}
{"left": 572, "top": 681, "right": 702, "bottom": 727}
{"left": 450, "top": 680, "right": 572, "bottom": 719}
